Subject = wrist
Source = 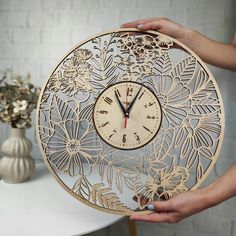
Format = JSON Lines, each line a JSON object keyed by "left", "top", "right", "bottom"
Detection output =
{"left": 198, "top": 185, "right": 219, "bottom": 209}
{"left": 177, "top": 27, "right": 197, "bottom": 47}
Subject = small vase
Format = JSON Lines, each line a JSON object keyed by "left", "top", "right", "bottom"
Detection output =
{"left": 0, "top": 128, "right": 35, "bottom": 183}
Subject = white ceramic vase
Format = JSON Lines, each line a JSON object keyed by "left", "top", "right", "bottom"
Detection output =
{"left": 0, "top": 128, "right": 35, "bottom": 183}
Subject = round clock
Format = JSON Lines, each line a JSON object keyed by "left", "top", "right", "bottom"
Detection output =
{"left": 93, "top": 81, "right": 162, "bottom": 150}
{"left": 36, "top": 29, "right": 224, "bottom": 215}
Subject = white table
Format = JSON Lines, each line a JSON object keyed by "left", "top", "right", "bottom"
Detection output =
{"left": 0, "top": 163, "right": 122, "bottom": 236}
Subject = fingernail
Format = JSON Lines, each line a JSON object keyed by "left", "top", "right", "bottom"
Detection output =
{"left": 138, "top": 24, "right": 144, "bottom": 29}
{"left": 147, "top": 204, "right": 155, "bottom": 210}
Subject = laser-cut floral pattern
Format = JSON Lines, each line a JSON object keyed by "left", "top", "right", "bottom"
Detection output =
{"left": 37, "top": 29, "right": 224, "bottom": 215}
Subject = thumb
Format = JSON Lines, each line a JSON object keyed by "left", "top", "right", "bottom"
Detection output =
{"left": 147, "top": 200, "right": 173, "bottom": 212}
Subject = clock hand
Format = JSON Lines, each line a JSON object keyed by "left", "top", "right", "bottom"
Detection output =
{"left": 115, "top": 90, "right": 127, "bottom": 117}
{"left": 124, "top": 82, "right": 129, "bottom": 128}
{"left": 127, "top": 85, "right": 143, "bottom": 114}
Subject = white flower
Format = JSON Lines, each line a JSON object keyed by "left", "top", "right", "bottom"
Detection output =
{"left": 12, "top": 100, "right": 28, "bottom": 113}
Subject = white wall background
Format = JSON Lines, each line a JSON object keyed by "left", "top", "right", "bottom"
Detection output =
{"left": 0, "top": 0, "right": 236, "bottom": 235}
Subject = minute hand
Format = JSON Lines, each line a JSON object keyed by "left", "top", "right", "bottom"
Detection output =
{"left": 127, "top": 85, "right": 143, "bottom": 114}
{"left": 115, "top": 90, "right": 127, "bottom": 117}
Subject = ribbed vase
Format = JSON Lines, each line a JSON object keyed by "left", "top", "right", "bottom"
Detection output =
{"left": 0, "top": 128, "right": 35, "bottom": 183}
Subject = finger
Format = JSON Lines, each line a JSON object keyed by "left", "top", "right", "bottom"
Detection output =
{"left": 130, "top": 212, "right": 177, "bottom": 223}
{"left": 147, "top": 200, "right": 175, "bottom": 212}
{"left": 121, "top": 17, "right": 157, "bottom": 28}
{"left": 137, "top": 20, "right": 164, "bottom": 31}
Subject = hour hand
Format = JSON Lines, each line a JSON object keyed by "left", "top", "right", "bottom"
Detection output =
{"left": 127, "top": 85, "right": 143, "bottom": 114}
{"left": 115, "top": 90, "right": 127, "bottom": 117}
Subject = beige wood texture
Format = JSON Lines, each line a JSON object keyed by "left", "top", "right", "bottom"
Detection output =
{"left": 93, "top": 81, "right": 162, "bottom": 150}
{"left": 36, "top": 29, "right": 225, "bottom": 215}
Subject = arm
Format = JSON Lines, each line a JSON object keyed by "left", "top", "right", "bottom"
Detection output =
{"left": 130, "top": 165, "right": 236, "bottom": 223}
{"left": 121, "top": 18, "right": 236, "bottom": 71}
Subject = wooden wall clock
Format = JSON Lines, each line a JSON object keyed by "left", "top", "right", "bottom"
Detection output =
{"left": 36, "top": 29, "right": 225, "bottom": 215}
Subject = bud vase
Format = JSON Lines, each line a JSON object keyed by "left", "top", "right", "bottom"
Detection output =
{"left": 0, "top": 128, "right": 35, "bottom": 183}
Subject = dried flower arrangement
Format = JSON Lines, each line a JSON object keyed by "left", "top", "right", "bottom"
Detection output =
{"left": 0, "top": 69, "right": 41, "bottom": 128}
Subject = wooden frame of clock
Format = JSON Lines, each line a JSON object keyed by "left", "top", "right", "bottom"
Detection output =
{"left": 36, "top": 28, "right": 225, "bottom": 215}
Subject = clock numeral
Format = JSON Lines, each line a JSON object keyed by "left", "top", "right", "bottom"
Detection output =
{"left": 134, "top": 132, "right": 140, "bottom": 142}
{"left": 143, "top": 125, "right": 152, "bottom": 132}
{"left": 144, "top": 102, "right": 155, "bottom": 108}
{"left": 108, "top": 130, "right": 117, "bottom": 140}
{"left": 101, "top": 121, "right": 109, "bottom": 127}
{"left": 115, "top": 89, "right": 121, "bottom": 97}
{"left": 99, "top": 110, "right": 108, "bottom": 114}
{"left": 104, "top": 97, "right": 113, "bottom": 105}
{"left": 127, "top": 87, "right": 133, "bottom": 97}
{"left": 138, "top": 92, "right": 145, "bottom": 100}
{"left": 146, "top": 115, "right": 157, "bottom": 119}
{"left": 122, "top": 134, "right": 126, "bottom": 143}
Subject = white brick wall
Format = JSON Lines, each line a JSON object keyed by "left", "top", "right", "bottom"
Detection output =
{"left": 0, "top": 0, "right": 236, "bottom": 235}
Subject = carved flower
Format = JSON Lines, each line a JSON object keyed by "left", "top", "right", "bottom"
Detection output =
{"left": 121, "top": 63, "right": 155, "bottom": 82}
{"left": 47, "top": 119, "right": 102, "bottom": 176}
{"left": 145, "top": 75, "right": 190, "bottom": 127}
{"left": 135, "top": 164, "right": 189, "bottom": 209}
{"left": 136, "top": 153, "right": 167, "bottom": 177}
{"left": 156, "top": 35, "right": 173, "bottom": 49}
{"left": 174, "top": 115, "right": 221, "bottom": 159}
{"left": 47, "top": 70, "right": 62, "bottom": 92}
{"left": 61, "top": 57, "right": 93, "bottom": 95}
{"left": 74, "top": 49, "right": 93, "bottom": 63}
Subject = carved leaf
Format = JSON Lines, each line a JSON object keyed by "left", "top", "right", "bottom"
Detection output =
{"left": 50, "top": 95, "right": 77, "bottom": 124}
{"left": 155, "top": 128, "right": 175, "bottom": 161}
{"left": 171, "top": 56, "right": 196, "bottom": 84}
{"left": 79, "top": 103, "right": 94, "bottom": 121}
{"left": 72, "top": 176, "right": 91, "bottom": 200}
{"left": 190, "top": 97, "right": 220, "bottom": 115}
{"left": 91, "top": 183, "right": 133, "bottom": 214}
{"left": 155, "top": 52, "right": 172, "bottom": 75}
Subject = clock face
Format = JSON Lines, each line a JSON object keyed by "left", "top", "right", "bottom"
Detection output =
{"left": 36, "top": 29, "right": 224, "bottom": 216}
{"left": 93, "top": 81, "right": 162, "bottom": 150}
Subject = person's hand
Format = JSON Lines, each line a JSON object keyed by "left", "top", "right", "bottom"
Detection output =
{"left": 121, "top": 17, "right": 190, "bottom": 42}
{"left": 130, "top": 189, "right": 213, "bottom": 223}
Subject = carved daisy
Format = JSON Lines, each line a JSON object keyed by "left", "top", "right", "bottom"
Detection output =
{"left": 47, "top": 119, "right": 102, "bottom": 176}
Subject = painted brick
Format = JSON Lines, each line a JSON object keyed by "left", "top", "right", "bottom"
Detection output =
{"left": 72, "top": 0, "right": 103, "bottom": 9}
{"left": 186, "top": 7, "right": 224, "bottom": 27}
{"left": 0, "top": 0, "right": 11, "bottom": 10}
{"left": 215, "top": 151, "right": 236, "bottom": 176}
{"left": 27, "top": 11, "right": 57, "bottom": 28}
{"left": 233, "top": 221, "right": 236, "bottom": 236}
{"left": 42, "top": 0, "right": 72, "bottom": 10}
{"left": 0, "top": 44, "right": 28, "bottom": 59}
{"left": 57, "top": 10, "right": 88, "bottom": 28}
{"left": 0, "top": 59, "right": 12, "bottom": 70}
{"left": 170, "top": 0, "right": 230, "bottom": 9}
{"left": 210, "top": 197, "right": 236, "bottom": 220}
{"left": 192, "top": 213, "right": 232, "bottom": 235}
{"left": 107, "top": 218, "right": 129, "bottom": 236}
{"left": 136, "top": 0, "right": 171, "bottom": 8}
{"left": 11, "top": 0, "right": 41, "bottom": 10}
{"left": 11, "top": 59, "right": 41, "bottom": 80}
{"left": 137, "top": 222, "right": 175, "bottom": 236}
{"left": 119, "top": 8, "right": 185, "bottom": 26}
{"left": 0, "top": 11, "right": 28, "bottom": 27}
{"left": 13, "top": 28, "right": 40, "bottom": 43}
{"left": 175, "top": 229, "right": 215, "bottom": 236}
{"left": 119, "top": 8, "right": 154, "bottom": 25}
{"left": 40, "top": 27, "right": 71, "bottom": 44}
{"left": 70, "top": 26, "right": 103, "bottom": 45}
{"left": 0, "top": 1, "right": 236, "bottom": 235}
{"left": 88, "top": 10, "right": 119, "bottom": 28}
{"left": 0, "top": 27, "right": 12, "bottom": 43}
